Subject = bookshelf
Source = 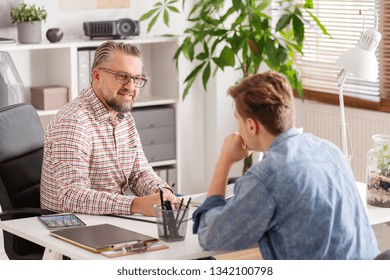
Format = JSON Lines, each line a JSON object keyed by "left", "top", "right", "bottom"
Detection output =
{"left": 0, "top": 36, "right": 181, "bottom": 192}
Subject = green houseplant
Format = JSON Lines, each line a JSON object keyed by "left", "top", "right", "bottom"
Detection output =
{"left": 141, "top": 0, "right": 330, "bottom": 172}
{"left": 367, "top": 134, "right": 390, "bottom": 207}
{"left": 10, "top": 3, "right": 47, "bottom": 44}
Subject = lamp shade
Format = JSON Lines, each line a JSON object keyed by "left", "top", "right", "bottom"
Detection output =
{"left": 336, "top": 28, "right": 381, "bottom": 82}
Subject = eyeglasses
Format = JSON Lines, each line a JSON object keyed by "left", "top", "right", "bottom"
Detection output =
{"left": 99, "top": 68, "right": 148, "bottom": 88}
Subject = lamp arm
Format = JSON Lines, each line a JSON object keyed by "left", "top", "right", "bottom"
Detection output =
{"left": 337, "top": 69, "right": 350, "bottom": 161}
{"left": 363, "top": 8, "right": 378, "bottom": 31}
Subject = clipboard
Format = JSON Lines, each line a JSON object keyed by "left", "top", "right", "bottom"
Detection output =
{"left": 50, "top": 223, "right": 168, "bottom": 256}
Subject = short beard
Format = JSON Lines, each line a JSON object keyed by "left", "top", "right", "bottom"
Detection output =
{"left": 106, "top": 98, "right": 134, "bottom": 114}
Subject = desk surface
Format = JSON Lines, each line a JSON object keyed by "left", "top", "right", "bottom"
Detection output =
{"left": 1, "top": 182, "right": 390, "bottom": 260}
{"left": 355, "top": 182, "right": 390, "bottom": 225}
{"left": 0, "top": 211, "right": 226, "bottom": 260}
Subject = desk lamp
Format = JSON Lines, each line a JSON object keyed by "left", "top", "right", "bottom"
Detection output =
{"left": 335, "top": 9, "right": 381, "bottom": 162}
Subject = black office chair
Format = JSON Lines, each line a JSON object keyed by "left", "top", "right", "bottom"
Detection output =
{"left": 0, "top": 103, "right": 55, "bottom": 260}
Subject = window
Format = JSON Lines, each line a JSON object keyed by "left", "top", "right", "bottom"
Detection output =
{"left": 296, "top": 0, "right": 390, "bottom": 112}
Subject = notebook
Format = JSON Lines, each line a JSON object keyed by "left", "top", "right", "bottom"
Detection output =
{"left": 50, "top": 223, "right": 159, "bottom": 253}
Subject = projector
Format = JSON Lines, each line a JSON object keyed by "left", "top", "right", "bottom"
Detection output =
{"left": 83, "top": 18, "right": 140, "bottom": 39}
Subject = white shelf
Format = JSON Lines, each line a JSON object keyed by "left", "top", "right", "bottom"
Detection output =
{"left": 150, "top": 160, "right": 176, "bottom": 168}
{"left": 36, "top": 97, "right": 175, "bottom": 117}
{"left": 0, "top": 36, "right": 179, "bottom": 51}
{"left": 134, "top": 97, "right": 175, "bottom": 108}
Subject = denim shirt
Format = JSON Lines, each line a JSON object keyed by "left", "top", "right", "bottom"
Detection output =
{"left": 193, "top": 128, "right": 379, "bottom": 260}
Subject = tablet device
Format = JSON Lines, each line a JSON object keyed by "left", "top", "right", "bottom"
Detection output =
{"left": 38, "top": 214, "right": 86, "bottom": 230}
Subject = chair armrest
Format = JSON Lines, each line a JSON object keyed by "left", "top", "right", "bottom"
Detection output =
{"left": 0, "top": 208, "right": 56, "bottom": 220}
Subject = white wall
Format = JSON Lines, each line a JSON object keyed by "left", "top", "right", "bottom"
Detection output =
{"left": 175, "top": 48, "right": 241, "bottom": 194}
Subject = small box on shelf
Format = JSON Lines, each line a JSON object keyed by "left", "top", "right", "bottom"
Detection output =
{"left": 31, "top": 86, "right": 68, "bottom": 110}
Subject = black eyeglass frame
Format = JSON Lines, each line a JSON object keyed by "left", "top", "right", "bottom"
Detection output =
{"left": 99, "top": 68, "right": 148, "bottom": 88}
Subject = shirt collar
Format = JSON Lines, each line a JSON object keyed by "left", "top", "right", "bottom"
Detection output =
{"left": 82, "top": 86, "right": 126, "bottom": 124}
{"left": 268, "top": 127, "right": 301, "bottom": 150}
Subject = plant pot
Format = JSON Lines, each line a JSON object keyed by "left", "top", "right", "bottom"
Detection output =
{"left": 367, "top": 172, "right": 390, "bottom": 207}
{"left": 17, "top": 21, "right": 42, "bottom": 44}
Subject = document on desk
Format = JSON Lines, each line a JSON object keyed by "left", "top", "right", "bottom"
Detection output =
{"left": 110, "top": 213, "right": 158, "bottom": 224}
{"left": 50, "top": 223, "right": 167, "bottom": 256}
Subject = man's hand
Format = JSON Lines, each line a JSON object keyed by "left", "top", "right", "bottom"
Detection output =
{"left": 131, "top": 191, "right": 178, "bottom": 216}
{"left": 219, "top": 132, "right": 252, "bottom": 165}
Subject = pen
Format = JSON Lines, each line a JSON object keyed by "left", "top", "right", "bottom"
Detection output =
{"left": 158, "top": 185, "right": 165, "bottom": 210}
{"left": 157, "top": 184, "right": 168, "bottom": 237}
{"left": 165, "top": 200, "right": 172, "bottom": 210}
{"left": 177, "top": 197, "right": 191, "bottom": 231}
{"left": 175, "top": 198, "right": 184, "bottom": 223}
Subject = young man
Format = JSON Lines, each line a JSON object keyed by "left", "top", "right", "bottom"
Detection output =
{"left": 40, "top": 41, "right": 176, "bottom": 216}
{"left": 193, "top": 71, "right": 379, "bottom": 259}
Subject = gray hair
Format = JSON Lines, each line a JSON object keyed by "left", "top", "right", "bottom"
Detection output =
{"left": 91, "top": 40, "right": 142, "bottom": 71}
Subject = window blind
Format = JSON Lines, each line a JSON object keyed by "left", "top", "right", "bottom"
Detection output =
{"left": 380, "top": 0, "right": 390, "bottom": 106}
{"left": 295, "top": 0, "right": 381, "bottom": 102}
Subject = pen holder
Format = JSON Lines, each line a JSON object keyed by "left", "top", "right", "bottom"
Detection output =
{"left": 154, "top": 204, "right": 189, "bottom": 242}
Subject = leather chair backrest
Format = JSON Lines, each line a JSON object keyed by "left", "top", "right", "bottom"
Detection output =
{"left": 0, "top": 103, "right": 44, "bottom": 211}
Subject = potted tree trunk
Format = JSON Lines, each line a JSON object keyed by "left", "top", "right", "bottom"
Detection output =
{"left": 10, "top": 3, "right": 47, "bottom": 44}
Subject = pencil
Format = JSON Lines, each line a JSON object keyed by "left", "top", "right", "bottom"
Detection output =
{"left": 157, "top": 185, "right": 168, "bottom": 237}
{"left": 158, "top": 185, "right": 165, "bottom": 210}
{"left": 175, "top": 198, "right": 184, "bottom": 223}
{"left": 177, "top": 197, "right": 191, "bottom": 232}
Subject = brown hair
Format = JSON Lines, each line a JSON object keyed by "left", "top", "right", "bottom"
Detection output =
{"left": 91, "top": 40, "right": 142, "bottom": 71}
{"left": 228, "top": 71, "right": 295, "bottom": 135}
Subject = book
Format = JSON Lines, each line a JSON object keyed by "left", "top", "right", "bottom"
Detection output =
{"left": 0, "top": 37, "right": 15, "bottom": 44}
{"left": 50, "top": 223, "right": 161, "bottom": 253}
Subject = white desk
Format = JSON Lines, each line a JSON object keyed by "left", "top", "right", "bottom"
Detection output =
{"left": 355, "top": 181, "right": 390, "bottom": 225}
{"left": 0, "top": 211, "right": 226, "bottom": 260}
{"left": 1, "top": 182, "right": 390, "bottom": 260}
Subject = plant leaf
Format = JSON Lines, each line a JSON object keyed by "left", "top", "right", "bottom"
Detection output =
{"left": 265, "top": 38, "right": 278, "bottom": 66}
{"left": 219, "top": 46, "right": 235, "bottom": 67}
{"left": 255, "top": 1, "right": 271, "bottom": 12}
{"left": 292, "top": 14, "right": 304, "bottom": 45}
{"left": 182, "top": 76, "right": 196, "bottom": 100}
{"left": 202, "top": 62, "right": 211, "bottom": 90}
{"left": 196, "top": 52, "right": 208, "bottom": 60}
{"left": 275, "top": 14, "right": 292, "bottom": 32}
{"left": 167, "top": 6, "right": 180, "bottom": 13}
{"left": 304, "top": 0, "right": 314, "bottom": 9}
{"left": 163, "top": 9, "right": 169, "bottom": 26}
{"left": 305, "top": 9, "right": 331, "bottom": 37}
{"left": 184, "top": 62, "right": 205, "bottom": 83}
{"left": 139, "top": 8, "right": 159, "bottom": 21}
{"left": 232, "top": 0, "right": 241, "bottom": 10}
{"left": 147, "top": 12, "right": 161, "bottom": 32}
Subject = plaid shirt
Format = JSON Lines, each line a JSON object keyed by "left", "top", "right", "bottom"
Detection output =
{"left": 40, "top": 86, "right": 166, "bottom": 215}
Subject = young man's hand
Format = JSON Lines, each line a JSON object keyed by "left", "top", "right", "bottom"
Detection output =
{"left": 219, "top": 132, "right": 252, "bottom": 165}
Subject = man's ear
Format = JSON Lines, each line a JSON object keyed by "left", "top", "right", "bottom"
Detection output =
{"left": 91, "top": 68, "right": 100, "bottom": 82}
{"left": 246, "top": 118, "right": 259, "bottom": 135}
